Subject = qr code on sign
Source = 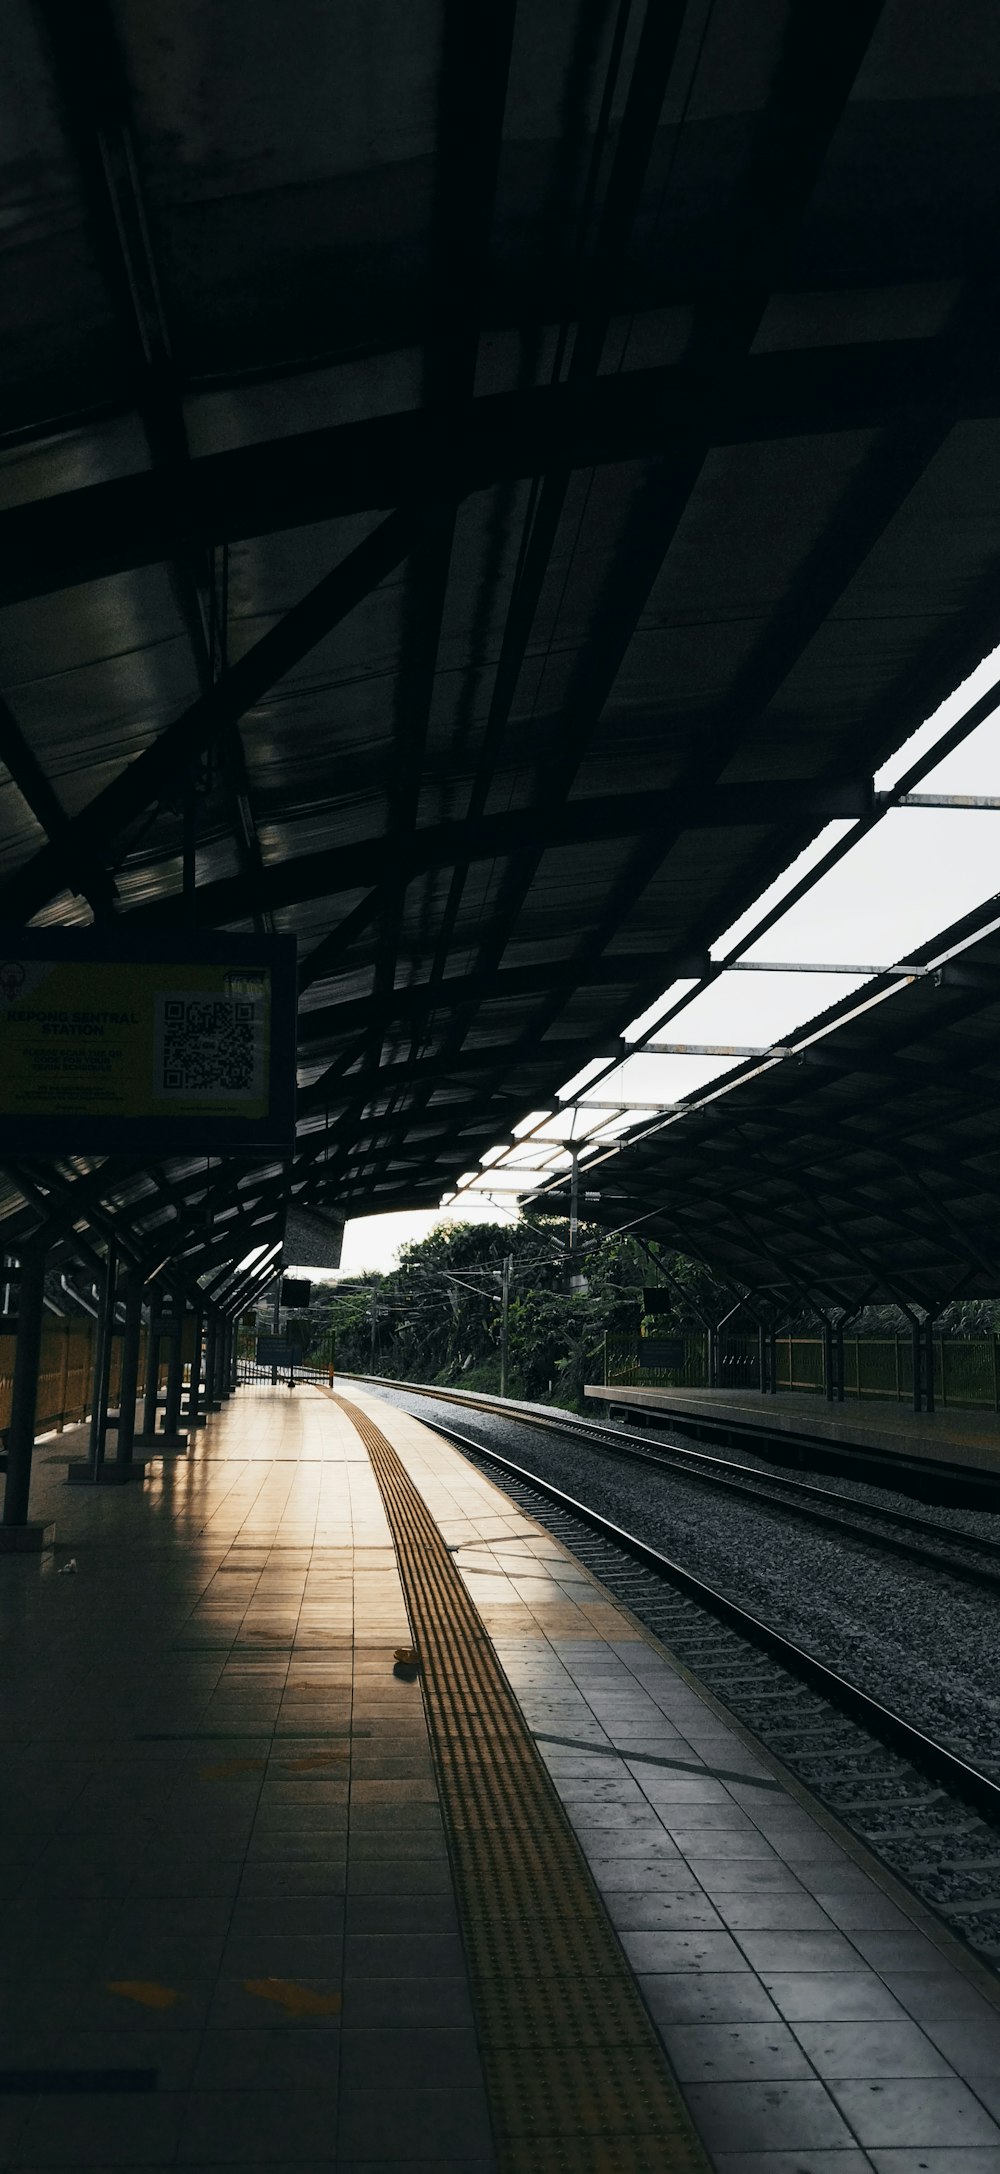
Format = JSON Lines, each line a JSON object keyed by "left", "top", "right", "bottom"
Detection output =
{"left": 154, "top": 992, "right": 264, "bottom": 1102}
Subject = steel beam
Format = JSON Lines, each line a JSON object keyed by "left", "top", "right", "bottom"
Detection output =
{"left": 134, "top": 777, "right": 869, "bottom": 938}
{"left": 5, "top": 332, "right": 1000, "bottom": 609}
{"left": 0, "top": 510, "right": 422, "bottom": 925}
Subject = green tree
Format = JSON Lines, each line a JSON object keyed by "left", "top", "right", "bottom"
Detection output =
{"left": 303, "top": 1218, "right": 730, "bottom": 1409}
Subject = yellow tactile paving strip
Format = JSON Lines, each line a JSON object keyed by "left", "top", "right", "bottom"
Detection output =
{"left": 326, "top": 1388, "right": 711, "bottom": 2174}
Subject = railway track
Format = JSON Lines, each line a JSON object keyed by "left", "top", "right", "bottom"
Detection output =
{"left": 349, "top": 1374, "right": 1000, "bottom": 1597}
{"left": 414, "top": 1408, "right": 1000, "bottom": 1973}
{"left": 336, "top": 1376, "right": 1000, "bottom": 1971}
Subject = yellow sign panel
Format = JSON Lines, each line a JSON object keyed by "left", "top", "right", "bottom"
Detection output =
{"left": 0, "top": 932, "right": 295, "bottom": 1151}
{"left": 0, "top": 959, "right": 269, "bottom": 1119}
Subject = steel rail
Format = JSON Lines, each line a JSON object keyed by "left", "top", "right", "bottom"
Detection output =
{"left": 346, "top": 1373, "right": 1000, "bottom": 1590}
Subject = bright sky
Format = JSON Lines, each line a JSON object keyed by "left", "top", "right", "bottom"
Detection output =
{"left": 321, "top": 641, "right": 1000, "bottom": 1275}
{"left": 301, "top": 1192, "right": 516, "bottom": 1281}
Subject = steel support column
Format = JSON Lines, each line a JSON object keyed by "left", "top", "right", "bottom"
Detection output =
{"left": 160, "top": 1302, "right": 188, "bottom": 1448}
{"left": 185, "top": 1310, "right": 205, "bottom": 1428}
{"left": 115, "top": 1268, "right": 143, "bottom": 1466}
{"left": 89, "top": 1239, "right": 118, "bottom": 1477}
{"left": 217, "top": 1317, "right": 232, "bottom": 1400}
{"left": 924, "top": 1316, "right": 937, "bottom": 1415}
{"left": 137, "top": 1302, "right": 162, "bottom": 1445}
{"left": 2, "top": 1242, "right": 47, "bottom": 1530}
{"left": 203, "top": 1311, "right": 220, "bottom": 1413}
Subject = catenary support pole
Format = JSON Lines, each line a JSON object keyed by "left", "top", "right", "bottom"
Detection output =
{"left": 500, "top": 1254, "right": 512, "bottom": 1399}
{"left": 2, "top": 1241, "right": 47, "bottom": 1531}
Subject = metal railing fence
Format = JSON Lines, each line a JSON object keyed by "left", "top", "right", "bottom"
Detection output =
{"left": 605, "top": 1332, "right": 1000, "bottom": 1410}
{"left": 0, "top": 1320, "right": 189, "bottom": 1437}
{"left": 0, "top": 1319, "right": 158, "bottom": 1436}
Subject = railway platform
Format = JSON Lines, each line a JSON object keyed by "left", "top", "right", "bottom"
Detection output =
{"left": 3, "top": 1383, "right": 1000, "bottom": 2170}
{"left": 587, "top": 1383, "right": 1000, "bottom": 1483}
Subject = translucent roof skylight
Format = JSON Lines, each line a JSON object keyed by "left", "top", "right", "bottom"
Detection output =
{"left": 585, "top": 1050, "right": 741, "bottom": 1105}
{"left": 646, "top": 969, "right": 870, "bottom": 1050}
{"left": 874, "top": 640, "right": 1000, "bottom": 791}
{"left": 623, "top": 979, "right": 700, "bottom": 1044}
{"left": 739, "top": 809, "right": 1000, "bottom": 969}
{"left": 445, "top": 637, "right": 1000, "bottom": 1215}
{"left": 709, "top": 824, "right": 856, "bottom": 961}
{"left": 910, "top": 703, "right": 1000, "bottom": 796}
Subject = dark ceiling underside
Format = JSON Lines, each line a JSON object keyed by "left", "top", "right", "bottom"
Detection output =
{"left": 2, "top": 0, "right": 1000, "bottom": 1299}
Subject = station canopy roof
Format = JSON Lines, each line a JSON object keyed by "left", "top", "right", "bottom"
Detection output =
{"left": 2, "top": 0, "right": 1000, "bottom": 1298}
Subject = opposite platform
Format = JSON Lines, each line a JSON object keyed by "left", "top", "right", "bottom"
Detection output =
{"left": 587, "top": 1381, "right": 1000, "bottom": 1479}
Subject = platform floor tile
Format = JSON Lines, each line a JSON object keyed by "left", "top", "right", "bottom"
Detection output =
{"left": 2, "top": 1385, "right": 497, "bottom": 2170}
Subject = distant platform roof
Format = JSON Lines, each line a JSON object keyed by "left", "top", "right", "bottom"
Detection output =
{"left": 2, "top": 1, "right": 1000, "bottom": 1285}
{"left": 539, "top": 897, "right": 1000, "bottom": 1310}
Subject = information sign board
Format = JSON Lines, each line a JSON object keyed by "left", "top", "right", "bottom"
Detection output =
{"left": 256, "top": 1336, "right": 293, "bottom": 1364}
{"left": 0, "top": 929, "right": 296, "bottom": 1153}
{"left": 280, "top": 1277, "right": 311, "bottom": 1309}
{"left": 638, "top": 1338, "right": 685, "bottom": 1369}
{"left": 642, "top": 1287, "right": 674, "bottom": 1315}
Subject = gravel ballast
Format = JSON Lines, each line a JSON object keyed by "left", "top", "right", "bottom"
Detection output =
{"left": 365, "top": 1382, "right": 1000, "bottom": 1779}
